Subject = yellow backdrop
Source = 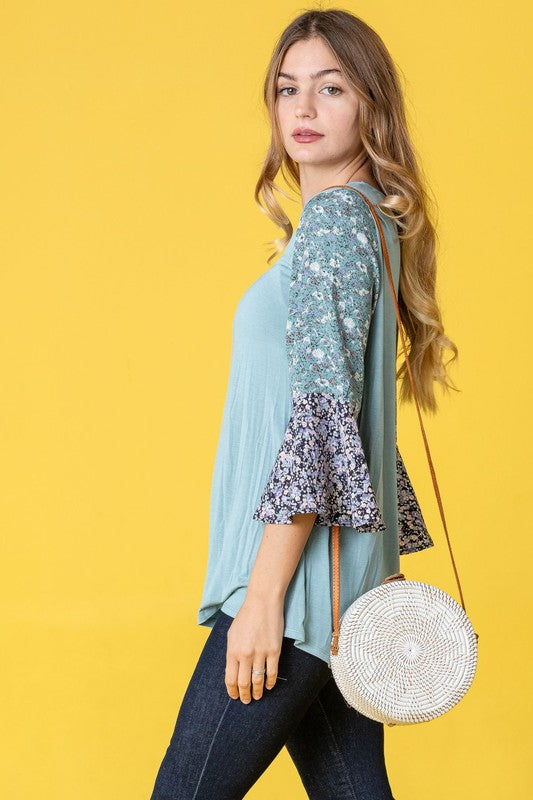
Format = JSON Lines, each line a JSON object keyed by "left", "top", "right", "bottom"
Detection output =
{"left": 2, "top": 1, "right": 531, "bottom": 797}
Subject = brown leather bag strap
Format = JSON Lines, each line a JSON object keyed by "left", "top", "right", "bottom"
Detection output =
{"left": 325, "top": 184, "right": 473, "bottom": 657}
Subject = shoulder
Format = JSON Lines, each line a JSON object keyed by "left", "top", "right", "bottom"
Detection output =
{"left": 298, "top": 186, "right": 380, "bottom": 249}
{"left": 294, "top": 186, "right": 382, "bottom": 302}
{"left": 301, "top": 185, "right": 375, "bottom": 221}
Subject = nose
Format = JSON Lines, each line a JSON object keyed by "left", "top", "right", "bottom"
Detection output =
{"left": 294, "top": 90, "right": 317, "bottom": 118}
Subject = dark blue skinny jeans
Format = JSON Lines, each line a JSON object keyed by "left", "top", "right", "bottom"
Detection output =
{"left": 149, "top": 610, "right": 395, "bottom": 800}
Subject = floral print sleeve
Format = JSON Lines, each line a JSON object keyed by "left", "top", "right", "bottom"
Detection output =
{"left": 252, "top": 187, "right": 386, "bottom": 530}
{"left": 396, "top": 444, "right": 434, "bottom": 554}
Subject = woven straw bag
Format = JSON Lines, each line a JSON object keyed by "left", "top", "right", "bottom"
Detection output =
{"left": 326, "top": 184, "right": 479, "bottom": 726}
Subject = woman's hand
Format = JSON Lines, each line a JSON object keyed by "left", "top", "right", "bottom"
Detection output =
{"left": 225, "top": 594, "right": 285, "bottom": 703}
{"left": 223, "top": 516, "right": 316, "bottom": 704}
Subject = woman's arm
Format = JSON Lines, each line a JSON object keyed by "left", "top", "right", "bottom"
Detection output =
{"left": 247, "top": 513, "right": 318, "bottom": 599}
{"left": 226, "top": 187, "right": 384, "bottom": 704}
{"left": 225, "top": 513, "right": 317, "bottom": 704}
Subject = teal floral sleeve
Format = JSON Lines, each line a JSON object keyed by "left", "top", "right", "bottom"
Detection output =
{"left": 252, "top": 186, "right": 435, "bottom": 554}
{"left": 252, "top": 187, "right": 386, "bottom": 531}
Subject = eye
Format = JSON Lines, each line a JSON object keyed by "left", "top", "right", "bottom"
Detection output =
{"left": 276, "top": 85, "right": 343, "bottom": 96}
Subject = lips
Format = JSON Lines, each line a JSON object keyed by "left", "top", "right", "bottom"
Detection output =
{"left": 292, "top": 130, "right": 324, "bottom": 144}
{"left": 292, "top": 128, "right": 322, "bottom": 136}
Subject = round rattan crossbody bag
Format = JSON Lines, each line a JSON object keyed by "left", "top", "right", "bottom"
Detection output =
{"left": 326, "top": 184, "right": 479, "bottom": 727}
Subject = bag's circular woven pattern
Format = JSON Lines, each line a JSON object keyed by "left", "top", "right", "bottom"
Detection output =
{"left": 330, "top": 580, "right": 478, "bottom": 726}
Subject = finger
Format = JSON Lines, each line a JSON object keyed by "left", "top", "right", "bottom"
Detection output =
{"left": 225, "top": 651, "right": 240, "bottom": 700}
{"left": 251, "top": 662, "right": 266, "bottom": 700}
{"left": 237, "top": 658, "right": 253, "bottom": 704}
{"left": 265, "top": 652, "right": 279, "bottom": 690}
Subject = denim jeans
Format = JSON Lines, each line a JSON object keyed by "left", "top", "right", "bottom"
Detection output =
{"left": 149, "top": 610, "right": 395, "bottom": 800}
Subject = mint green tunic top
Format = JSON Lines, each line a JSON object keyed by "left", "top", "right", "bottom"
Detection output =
{"left": 197, "top": 181, "right": 433, "bottom": 666}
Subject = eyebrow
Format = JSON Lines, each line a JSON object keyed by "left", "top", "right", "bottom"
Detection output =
{"left": 277, "top": 68, "right": 343, "bottom": 81}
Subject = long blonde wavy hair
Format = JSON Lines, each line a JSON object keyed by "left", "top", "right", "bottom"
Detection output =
{"left": 254, "top": 7, "right": 459, "bottom": 414}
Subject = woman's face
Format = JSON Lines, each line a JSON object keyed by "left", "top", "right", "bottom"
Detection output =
{"left": 275, "top": 37, "right": 363, "bottom": 172}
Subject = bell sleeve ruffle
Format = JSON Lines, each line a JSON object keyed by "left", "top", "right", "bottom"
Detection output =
{"left": 396, "top": 444, "right": 435, "bottom": 554}
{"left": 252, "top": 187, "right": 386, "bottom": 531}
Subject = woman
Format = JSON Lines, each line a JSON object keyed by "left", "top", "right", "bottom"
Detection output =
{"left": 150, "top": 8, "right": 457, "bottom": 800}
